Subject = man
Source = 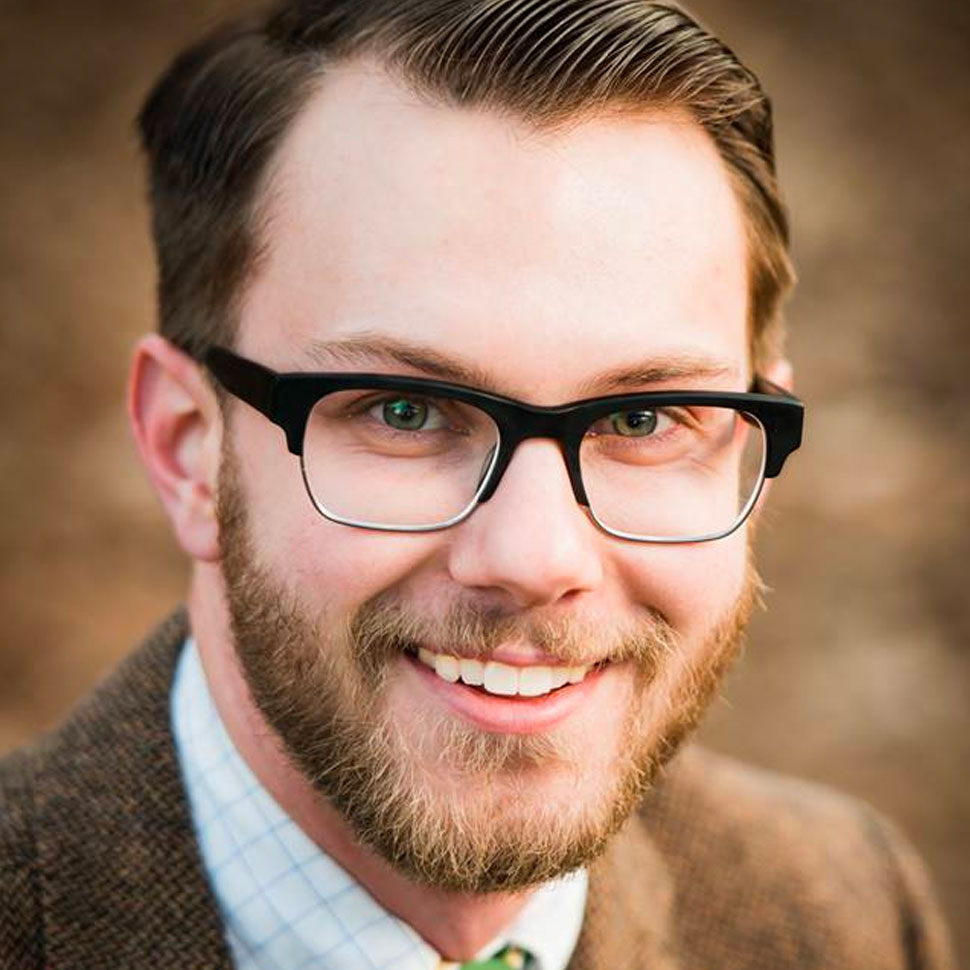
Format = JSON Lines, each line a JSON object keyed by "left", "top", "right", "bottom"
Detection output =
{"left": 0, "top": 0, "right": 955, "bottom": 967}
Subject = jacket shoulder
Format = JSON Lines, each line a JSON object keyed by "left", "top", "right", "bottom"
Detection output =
{"left": 0, "top": 608, "right": 200, "bottom": 970}
{"left": 0, "top": 745, "right": 44, "bottom": 969}
{"left": 639, "top": 746, "right": 955, "bottom": 970}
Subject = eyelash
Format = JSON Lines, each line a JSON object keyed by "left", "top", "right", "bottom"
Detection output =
{"left": 351, "top": 393, "right": 461, "bottom": 433}
{"left": 586, "top": 407, "right": 693, "bottom": 437}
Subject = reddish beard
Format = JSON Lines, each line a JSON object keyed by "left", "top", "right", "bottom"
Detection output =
{"left": 216, "top": 441, "right": 762, "bottom": 891}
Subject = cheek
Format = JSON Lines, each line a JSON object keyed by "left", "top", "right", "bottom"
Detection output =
{"left": 614, "top": 528, "right": 749, "bottom": 638}
{"left": 291, "top": 530, "right": 447, "bottom": 612}
{"left": 233, "top": 415, "right": 446, "bottom": 610}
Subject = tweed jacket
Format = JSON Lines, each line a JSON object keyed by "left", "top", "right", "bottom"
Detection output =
{"left": 0, "top": 611, "right": 956, "bottom": 970}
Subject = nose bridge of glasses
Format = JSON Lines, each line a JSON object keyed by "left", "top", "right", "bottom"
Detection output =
{"left": 476, "top": 404, "right": 589, "bottom": 507}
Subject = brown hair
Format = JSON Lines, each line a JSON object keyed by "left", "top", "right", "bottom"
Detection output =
{"left": 138, "top": 0, "right": 794, "bottom": 369}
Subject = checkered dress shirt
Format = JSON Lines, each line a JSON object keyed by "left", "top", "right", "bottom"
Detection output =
{"left": 171, "top": 639, "right": 588, "bottom": 970}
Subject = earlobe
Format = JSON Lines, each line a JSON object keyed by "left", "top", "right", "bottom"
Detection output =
{"left": 128, "top": 335, "right": 223, "bottom": 562}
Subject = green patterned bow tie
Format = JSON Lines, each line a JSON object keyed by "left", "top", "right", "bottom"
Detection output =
{"left": 440, "top": 943, "right": 534, "bottom": 970}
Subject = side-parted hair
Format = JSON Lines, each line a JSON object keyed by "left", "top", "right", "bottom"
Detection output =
{"left": 138, "top": 0, "right": 795, "bottom": 369}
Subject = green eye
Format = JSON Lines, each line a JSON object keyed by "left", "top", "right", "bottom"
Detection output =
{"left": 382, "top": 398, "right": 429, "bottom": 430}
{"left": 609, "top": 409, "right": 658, "bottom": 437}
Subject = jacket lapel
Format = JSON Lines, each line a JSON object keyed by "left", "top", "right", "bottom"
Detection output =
{"left": 567, "top": 809, "right": 681, "bottom": 970}
{"left": 32, "top": 609, "right": 233, "bottom": 969}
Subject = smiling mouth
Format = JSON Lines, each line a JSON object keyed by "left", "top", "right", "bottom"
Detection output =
{"left": 402, "top": 645, "right": 607, "bottom": 699}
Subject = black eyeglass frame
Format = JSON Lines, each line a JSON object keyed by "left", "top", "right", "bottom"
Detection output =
{"left": 205, "top": 346, "right": 804, "bottom": 543}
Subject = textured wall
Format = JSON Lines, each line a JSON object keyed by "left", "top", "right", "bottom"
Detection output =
{"left": 1, "top": 0, "right": 967, "bottom": 957}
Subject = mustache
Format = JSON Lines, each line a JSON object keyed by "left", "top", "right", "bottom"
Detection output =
{"left": 346, "top": 591, "right": 677, "bottom": 678}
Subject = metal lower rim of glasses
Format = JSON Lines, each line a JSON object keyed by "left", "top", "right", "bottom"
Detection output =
{"left": 297, "top": 429, "right": 769, "bottom": 544}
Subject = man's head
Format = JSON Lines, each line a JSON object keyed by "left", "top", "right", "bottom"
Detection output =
{"left": 139, "top": 0, "right": 793, "bottom": 370}
{"left": 130, "top": 0, "right": 796, "bottom": 894}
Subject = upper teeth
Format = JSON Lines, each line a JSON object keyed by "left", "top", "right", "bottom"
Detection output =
{"left": 417, "top": 648, "right": 589, "bottom": 697}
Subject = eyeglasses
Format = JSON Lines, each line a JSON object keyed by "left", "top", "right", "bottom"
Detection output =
{"left": 204, "top": 346, "right": 803, "bottom": 543}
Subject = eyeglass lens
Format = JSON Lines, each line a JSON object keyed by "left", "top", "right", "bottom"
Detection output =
{"left": 300, "top": 390, "right": 766, "bottom": 540}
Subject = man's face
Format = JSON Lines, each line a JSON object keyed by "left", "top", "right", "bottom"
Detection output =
{"left": 218, "top": 63, "right": 758, "bottom": 892}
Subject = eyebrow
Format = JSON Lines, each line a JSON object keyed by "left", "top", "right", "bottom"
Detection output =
{"left": 577, "top": 356, "right": 739, "bottom": 395}
{"left": 303, "top": 333, "right": 740, "bottom": 398}
{"left": 305, "top": 333, "right": 496, "bottom": 389}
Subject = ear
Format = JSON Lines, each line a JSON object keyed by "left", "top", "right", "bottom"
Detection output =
{"left": 762, "top": 356, "right": 794, "bottom": 393}
{"left": 127, "top": 334, "right": 223, "bottom": 562}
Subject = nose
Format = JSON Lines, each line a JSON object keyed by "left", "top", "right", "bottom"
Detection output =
{"left": 446, "top": 439, "right": 604, "bottom": 609}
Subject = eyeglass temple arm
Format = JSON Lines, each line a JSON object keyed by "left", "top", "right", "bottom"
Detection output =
{"left": 750, "top": 374, "right": 804, "bottom": 476}
{"left": 204, "top": 347, "right": 278, "bottom": 420}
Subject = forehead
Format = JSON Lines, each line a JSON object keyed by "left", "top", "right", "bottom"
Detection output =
{"left": 239, "top": 62, "right": 751, "bottom": 397}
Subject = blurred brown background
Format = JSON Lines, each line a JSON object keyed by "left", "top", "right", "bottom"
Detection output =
{"left": 1, "top": 0, "right": 967, "bottom": 958}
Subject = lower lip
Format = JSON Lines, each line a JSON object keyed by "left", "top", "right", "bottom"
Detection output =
{"left": 401, "top": 653, "right": 611, "bottom": 734}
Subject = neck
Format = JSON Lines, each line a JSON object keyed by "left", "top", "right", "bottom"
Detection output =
{"left": 188, "top": 575, "right": 531, "bottom": 961}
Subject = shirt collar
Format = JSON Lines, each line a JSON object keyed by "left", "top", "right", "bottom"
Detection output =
{"left": 171, "top": 638, "right": 587, "bottom": 970}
